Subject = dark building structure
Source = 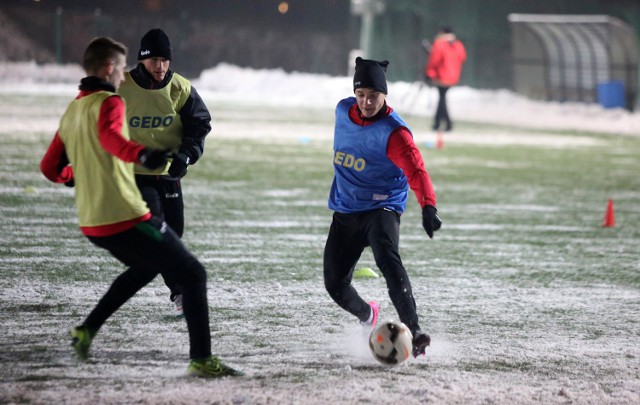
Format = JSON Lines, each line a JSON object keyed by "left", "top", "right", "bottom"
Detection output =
{"left": 1, "top": 0, "right": 639, "bottom": 98}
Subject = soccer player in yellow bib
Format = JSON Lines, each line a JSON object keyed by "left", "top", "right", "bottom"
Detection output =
{"left": 118, "top": 28, "right": 212, "bottom": 317}
{"left": 40, "top": 37, "right": 240, "bottom": 378}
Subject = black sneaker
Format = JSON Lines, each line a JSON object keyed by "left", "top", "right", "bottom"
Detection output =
{"left": 412, "top": 330, "right": 431, "bottom": 357}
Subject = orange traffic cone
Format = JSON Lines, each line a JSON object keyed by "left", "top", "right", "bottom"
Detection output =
{"left": 602, "top": 199, "right": 615, "bottom": 227}
{"left": 436, "top": 131, "right": 444, "bottom": 149}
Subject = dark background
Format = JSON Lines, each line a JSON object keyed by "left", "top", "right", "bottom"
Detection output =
{"left": 1, "top": 0, "right": 639, "bottom": 89}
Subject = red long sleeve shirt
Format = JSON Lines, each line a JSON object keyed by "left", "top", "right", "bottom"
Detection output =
{"left": 348, "top": 103, "right": 436, "bottom": 208}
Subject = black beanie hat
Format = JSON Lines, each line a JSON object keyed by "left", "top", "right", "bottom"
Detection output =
{"left": 353, "top": 57, "right": 389, "bottom": 94}
{"left": 138, "top": 28, "right": 172, "bottom": 60}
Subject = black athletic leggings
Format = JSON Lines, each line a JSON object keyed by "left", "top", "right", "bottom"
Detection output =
{"left": 84, "top": 216, "right": 211, "bottom": 360}
{"left": 323, "top": 209, "right": 420, "bottom": 332}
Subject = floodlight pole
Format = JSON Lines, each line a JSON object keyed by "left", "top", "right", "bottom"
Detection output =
{"left": 55, "top": 7, "right": 63, "bottom": 64}
{"left": 94, "top": 8, "right": 102, "bottom": 37}
{"left": 350, "top": 0, "right": 385, "bottom": 59}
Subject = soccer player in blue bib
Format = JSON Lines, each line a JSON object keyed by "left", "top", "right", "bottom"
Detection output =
{"left": 324, "top": 57, "right": 441, "bottom": 358}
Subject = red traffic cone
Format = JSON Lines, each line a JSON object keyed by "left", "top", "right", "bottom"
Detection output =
{"left": 602, "top": 199, "right": 615, "bottom": 227}
{"left": 436, "top": 130, "right": 444, "bottom": 149}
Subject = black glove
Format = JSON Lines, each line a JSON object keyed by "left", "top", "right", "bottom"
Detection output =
{"left": 168, "top": 152, "right": 190, "bottom": 178}
{"left": 64, "top": 178, "right": 75, "bottom": 188}
{"left": 422, "top": 205, "right": 442, "bottom": 239}
{"left": 138, "top": 148, "right": 169, "bottom": 170}
{"left": 424, "top": 75, "right": 433, "bottom": 86}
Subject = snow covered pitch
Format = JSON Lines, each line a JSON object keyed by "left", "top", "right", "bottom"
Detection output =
{"left": 1, "top": 63, "right": 639, "bottom": 404}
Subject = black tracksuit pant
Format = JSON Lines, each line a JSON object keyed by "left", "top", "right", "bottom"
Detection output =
{"left": 434, "top": 85, "right": 451, "bottom": 131}
{"left": 136, "top": 175, "right": 185, "bottom": 300}
{"left": 323, "top": 208, "right": 420, "bottom": 333}
{"left": 84, "top": 216, "right": 211, "bottom": 360}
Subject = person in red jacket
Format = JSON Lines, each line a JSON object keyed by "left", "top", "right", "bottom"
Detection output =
{"left": 40, "top": 37, "right": 240, "bottom": 378}
{"left": 424, "top": 26, "right": 467, "bottom": 131}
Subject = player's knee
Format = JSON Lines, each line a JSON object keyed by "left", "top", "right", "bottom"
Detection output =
{"left": 324, "top": 275, "right": 337, "bottom": 294}
{"left": 375, "top": 255, "right": 403, "bottom": 276}
{"left": 323, "top": 274, "right": 342, "bottom": 297}
{"left": 177, "top": 257, "right": 207, "bottom": 286}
